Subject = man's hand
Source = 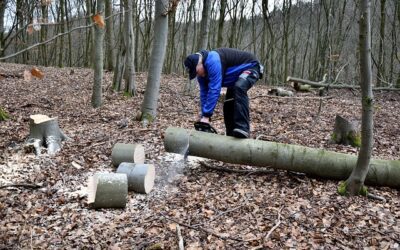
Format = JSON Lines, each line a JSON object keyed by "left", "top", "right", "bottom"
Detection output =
{"left": 200, "top": 117, "right": 210, "bottom": 124}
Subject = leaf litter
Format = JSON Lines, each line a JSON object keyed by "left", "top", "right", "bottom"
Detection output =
{"left": 0, "top": 63, "right": 399, "bottom": 249}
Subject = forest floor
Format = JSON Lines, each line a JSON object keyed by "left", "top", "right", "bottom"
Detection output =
{"left": 0, "top": 63, "right": 399, "bottom": 249}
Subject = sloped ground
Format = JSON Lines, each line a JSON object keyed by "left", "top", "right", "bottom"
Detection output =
{"left": 0, "top": 63, "right": 399, "bottom": 249}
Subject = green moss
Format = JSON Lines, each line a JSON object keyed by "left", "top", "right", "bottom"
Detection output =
{"left": 123, "top": 91, "right": 133, "bottom": 97}
{"left": 0, "top": 107, "right": 10, "bottom": 121}
{"left": 331, "top": 132, "right": 337, "bottom": 142}
{"left": 348, "top": 132, "right": 361, "bottom": 147}
{"left": 363, "top": 97, "right": 374, "bottom": 106}
{"left": 337, "top": 181, "right": 348, "bottom": 196}
{"left": 359, "top": 185, "right": 368, "bottom": 196}
{"left": 140, "top": 112, "right": 155, "bottom": 123}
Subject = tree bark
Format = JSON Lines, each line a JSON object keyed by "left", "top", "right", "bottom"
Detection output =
{"left": 116, "top": 163, "right": 155, "bottom": 194}
{"left": 123, "top": 0, "right": 136, "bottom": 96}
{"left": 87, "top": 173, "right": 128, "bottom": 208}
{"left": 197, "top": 0, "right": 211, "bottom": 50}
{"left": 140, "top": 0, "right": 169, "bottom": 124}
{"left": 0, "top": 0, "right": 6, "bottom": 57}
{"left": 105, "top": 0, "right": 115, "bottom": 71}
{"left": 164, "top": 127, "right": 400, "bottom": 188}
{"left": 111, "top": 143, "right": 145, "bottom": 167}
{"left": 91, "top": 0, "right": 105, "bottom": 108}
{"left": 344, "top": 0, "right": 374, "bottom": 196}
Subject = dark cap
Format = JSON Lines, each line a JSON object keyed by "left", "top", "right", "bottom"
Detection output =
{"left": 184, "top": 53, "right": 200, "bottom": 80}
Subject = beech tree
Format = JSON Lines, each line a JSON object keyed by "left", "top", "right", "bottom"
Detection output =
{"left": 339, "top": 0, "right": 374, "bottom": 196}
{"left": 197, "top": 0, "right": 211, "bottom": 50}
{"left": 91, "top": 0, "right": 105, "bottom": 108}
{"left": 140, "top": 0, "right": 170, "bottom": 124}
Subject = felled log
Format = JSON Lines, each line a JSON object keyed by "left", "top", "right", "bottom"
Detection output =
{"left": 116, "top": 163, "right": 155, "bottom": 194}
{"left": 27, "top": 114, "right": 68, "bottom": 155}
{"left": 331, "top": 115, "right": 361, "bottom": 147}
{"left": 164, "top": 127, "right": 400, "bottom": 188}
{"left": 87, "top": 173, "right": 128, "bottom": 208}
{"left": 111, "top": 143, "right": 145, "bottom": 167}
{"left": 293, "top": 82, "right": 311, "bottom": 92}
{"left": 287, "top": 76, "right": 400, "bottom": 91}
{"left": 268, "top": 87, "right": 294, "bottom": 97}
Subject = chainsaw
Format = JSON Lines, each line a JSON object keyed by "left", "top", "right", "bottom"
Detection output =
{"left": 183, "top": 122, "right": 217, "bottom": 160}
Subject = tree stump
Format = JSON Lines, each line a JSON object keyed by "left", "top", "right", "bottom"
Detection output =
{"left": 111, "top": 143, "right": 145, "bottom": 167}
{"left": 27, "top": 114, "right": 68, "bottom": 155}
{"left": 87, "top": 173, "right": 128, "bottom": 208}
{"left": 331, "top": 115, "right": 361, "bottom": 147}
{"left": 116, "top": 162, "right": 155, "bottom": 194}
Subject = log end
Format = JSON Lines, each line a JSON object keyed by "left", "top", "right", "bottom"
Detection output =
{"left": 87, "top": 173, "right": 128, "bottom": 208}
{"left": 30, "top": 114, "right": 56, "bottom": 124}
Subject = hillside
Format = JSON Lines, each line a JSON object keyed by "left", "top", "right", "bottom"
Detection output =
{"left": 0, "top": 63, "right": 399, "bottom": 249}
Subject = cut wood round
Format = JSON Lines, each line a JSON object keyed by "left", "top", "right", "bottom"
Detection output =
{"left": 87, "top": 173, "right": 128, "bottom": 208}
{"left": 111, "top": 143, "right": 145, "bottom": 167}
{"left": 331, "top": 115, "right": 360, "bottom": 147}
{"left": 28, "top": 114, "right": 68, "bottom": 155}
{"left": 116, "top": 162, "right": 155, "bottom": 194}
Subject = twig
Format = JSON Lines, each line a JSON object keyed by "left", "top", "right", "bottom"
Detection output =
{"left": 199, "top": 161, "right": 276, "bottom": 175}
{"left": 367, "top": 193, "right": 386, "bottom": 202}
{"left": 160, "top": 212, "right": 243, "bottom": 242}
{"left": 252, "top": 95, "right": 333, "bottom": 100}
{"left": 264, "top": 207, "right": 283, "bottom": 242}
{"left": 176, "top": 224, "right": 184, "bottom": 250}
{"left": 0, "top": 183, "right": 41, "bottom": 189}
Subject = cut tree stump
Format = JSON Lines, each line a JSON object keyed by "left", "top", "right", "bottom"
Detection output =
{"left": 87, "top": 173, "right": 128, "bottom": 208}
{"left": 164, "top": 127, "right": 400, "bottom": 188}
{"left": 111, "top": 143, "right": 145, "bottom": 167}
{"left": 116, "top": 162, "right": 155, "bottom": 194}
{"left": 27, "top": 114, "right": 68, "bottom": 155}
{"left": 331, "top": 115, "right": 361, "bottom": 147}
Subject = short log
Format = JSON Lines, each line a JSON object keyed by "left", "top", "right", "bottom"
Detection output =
{"left": 111, "top": 143, "right": 145, "bottom": 167}
{"left": 87, "top": 173, "right": 128, "bottom": 208}
{"left": 116, "top": 163, "right": 155, "bottom": 194}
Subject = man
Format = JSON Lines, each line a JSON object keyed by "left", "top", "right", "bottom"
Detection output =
{"left": 184, "top": 48, "right": 263, "bottom": 138}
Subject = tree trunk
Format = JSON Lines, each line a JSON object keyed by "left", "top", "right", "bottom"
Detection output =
{"left": 140, "top": 0, "right": 169, "bottom": 124}
{"left": 27, "top": 114, "right": 68, "bottom": 155}
{"left": 377, "top": 0, "right": 386, "bottom": 87}
{"left": 216, "top": 0, "right": 227, "bottom": 48}
{"left": 91, "top": 0, "right": 105, "bottom": 108}
{"left": 0, "top": 0, "right": 6, "bottom": 58}
{"left": 198, "top": 0, "right": 211, "bottom": 50}
{"left": 343, "top": 0, "right": 374, "bottom": 196}
{"left": 105, "top": 0, "right": 115, "bottom": 71}
{"left": 164, "top": 127, "right": 400, "bottom": 188}
{"left": 123, "top": 0, "right": 136, "bottom": 96}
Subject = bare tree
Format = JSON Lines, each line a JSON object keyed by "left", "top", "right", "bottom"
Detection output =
{"left": 140, "top": 0, "right": 169, "bottom": 124}
{"left": 197, "top": 0, "right": 211, "bottom": 50}
{"left": 91, "top": 0, "right": 105, "bottom": 108}
{"left": 340, "top": 0, "right": 374, "bottom": 196}
{"left": 105, "top": 0, "right": 115, "bottom": 71}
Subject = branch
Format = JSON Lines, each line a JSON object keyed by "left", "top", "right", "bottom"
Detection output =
{"left": 199, "top": 161, "right": 276, "bottom": 175}
{"left": 287, "top": 76, "right": 400, "bottom": 91}
{"left": 0, "top": 10, "right": 131, "bottom": 61}
{"left": 264, "top": 207, "right": 283, "bottom": 242}
{"left": 252, "top": 95, "right": 333, "bottom": 100}
{"left": 160, "top": 212, "right": 244, "bottom": 242}
{"left": 176, "top": 224, "right": 184, "bottom": 250}
{"left": 0, "top": 183, "right": 41, "bottom": 189}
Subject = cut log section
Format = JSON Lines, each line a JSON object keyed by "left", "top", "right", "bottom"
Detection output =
{"left": 116, "top": 163, "right": 155, "bottom": 194}
{"left": 27, "top": 114, "right": 68, "bottom": 155}
{"left": 111, "top": 143, "right": 145, "bottom": 167}
{"left": 87, "top": 173, "right": 128, "bottom": 208}
{"left": 331, "top": 115, "right": 361, "bottom": 147}
{"left": 164, "top": 127, "right": 400, "bottom": 188}
{"left": 268, "top": 87, "right": 294, "bottom": 97}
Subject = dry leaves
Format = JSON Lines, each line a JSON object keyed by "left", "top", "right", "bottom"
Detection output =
{"left": 0, "top": 63, "right": 399, "bottom": 248}
{"left": 92, "top": 13, "right": 105, "bottom": 28}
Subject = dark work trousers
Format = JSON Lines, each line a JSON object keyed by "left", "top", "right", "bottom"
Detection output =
{"left": 223, "top": 67, "right": 260, "bottom": 136}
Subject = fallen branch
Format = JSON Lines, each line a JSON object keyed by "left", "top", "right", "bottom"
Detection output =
{"left": 252, "top": 95, "right": 333, "bottom": 100}
{"left": 199, "top": 161, "right": 276, "bottom": 175}
{"left": 264, "top": 207, "right": 283, "bottom": 242}
{"left": 176, "top": 224, "right": 184, "bottom": 250}
{"left": 287, "top": 76, "right": 400, "bottom": 91}
{"left": 0, "top": 183, "right": 41, "bottom": 189}
{"left": 367, "top": 193, "right": 386, "bottom": 202}
{"left": 160, "top": 212, "right": 244, "bottom": 242}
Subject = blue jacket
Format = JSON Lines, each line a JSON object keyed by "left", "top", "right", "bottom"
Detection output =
{"left": 197, "top": 48, "right": 259, "bottom": 117}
